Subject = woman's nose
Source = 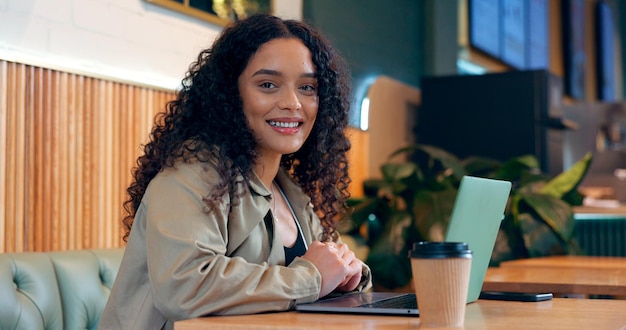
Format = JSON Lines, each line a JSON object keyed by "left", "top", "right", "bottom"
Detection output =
{"left": 278, "top": 88, "right": 302, "bottom": 111}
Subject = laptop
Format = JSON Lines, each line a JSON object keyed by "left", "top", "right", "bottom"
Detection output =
{"left": 295, "top": 175, "right": 512, "bottom": 316}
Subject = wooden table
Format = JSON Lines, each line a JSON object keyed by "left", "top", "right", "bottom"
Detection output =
{"left": 573, "top": 205, "right": 626, "bottom": 217}
{"left": 174, "top": 298, "right": 626, "bottom": 329}
{"left": 483, "top": 266, "right": 626, "bottom": 296}
{"left": 499, "top": 255, "right": 626, "bottom": 270}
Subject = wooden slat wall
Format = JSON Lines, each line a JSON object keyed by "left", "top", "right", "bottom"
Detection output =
{"left": 0, "top": 60, "right": 175, "bottom": 253}
{"left": 0, "top": 60, "right": 369, "bottom": 253}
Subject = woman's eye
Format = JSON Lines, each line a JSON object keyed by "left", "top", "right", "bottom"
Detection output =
{"left": 300, "top": 84, "right": 316, "bottom": 92}
{"left": 260, "top": 82, "right": 276, "bottom": 89}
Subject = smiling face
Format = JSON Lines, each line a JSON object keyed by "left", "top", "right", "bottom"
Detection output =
{"left": 238, "top": 38, "right": 318, "bottom": 162}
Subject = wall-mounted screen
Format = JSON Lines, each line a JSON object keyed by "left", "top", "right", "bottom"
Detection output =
{"left": 468, "top": 0, "right": 548, "bottom": 70}
{"left": 527, "top": 0, "right": 549, "bottom": 69}
{"left": 470, "top": 0, "right": 501, "bottom": 59}
{"left": 595, "top": 0, "right": 617, "bottom": 101}
{"left": 561, "top": 0, "right": 587, "bottom": 99}
{"left": 501, "top": 0, "right": 526, "bottom": 68}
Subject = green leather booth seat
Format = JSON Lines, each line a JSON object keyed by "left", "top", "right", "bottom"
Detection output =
{"left": 0, "top": 248, "right": 124, "bottom": 330}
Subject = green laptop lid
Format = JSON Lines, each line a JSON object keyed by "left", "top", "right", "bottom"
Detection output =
{"left": 445, "top": 176, "right": 512, "bottom": 303}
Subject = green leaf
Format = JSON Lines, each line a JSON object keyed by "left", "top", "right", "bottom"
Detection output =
{"left": 417, "top": 144, "right": 467, "bottom": 180}
{"left": 491, "top": 215, "right": 529, "bottom": 265}
{"left": 540, "top": 152, "right": 592, "bottom": 198}
{"left": 366, "top": 249, "right": 412, "bottom": 289}
{"left": 381, "top": 212, "right": 413, "bottom": 254}
{"left": 388, "top": 144, "right": 467, "bottom": 181}
{"left": 411, "top": 188, "right": 457, "bottom": 241}
{"left": 344, "top": 197, "right": 382, "bottom": 230}
{"left": 519, "top": 192, "right": 575, "bottom": 241}
{"left": 381, "top": 162, "right": 417, "bottom": 181}
{"left": 511, "top": 154, "right": 540, "bottom": 168}
{"left": 461, "top": 156, "right": 502, "bottom": 177}
{"left": 562, "top": 189, "right": 585, "bottom": 206}
{"left": 362, "top": 178, "right": 386, "bottom": 197}
{"left": 494, "top": 155, "right": 539, "bottom": 181}
{"left": 364, "top": 211, "right": 415, "bottom": 289}
{"left": 517, "top": 213, "right": 568, "bottom": 258}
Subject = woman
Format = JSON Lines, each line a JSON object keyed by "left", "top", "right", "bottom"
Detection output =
{"left": 99, "top": 14, "right": 371, "bottom": 329}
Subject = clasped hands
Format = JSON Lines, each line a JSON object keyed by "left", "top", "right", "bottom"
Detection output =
{"left": 301, "top": 240, "right": 363, "bottom": 298}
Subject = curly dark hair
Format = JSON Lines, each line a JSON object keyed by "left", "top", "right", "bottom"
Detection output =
{"left": 122, "top": 14, "right": 352, "bottom": 243}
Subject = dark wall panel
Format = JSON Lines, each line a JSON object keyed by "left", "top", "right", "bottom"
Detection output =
{"left": 302, "top": 0, "right": 425, "bottom": 126}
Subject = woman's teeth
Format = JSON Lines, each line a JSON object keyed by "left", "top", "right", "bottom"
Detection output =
{"left": 268, "top": 121, "right": 299, "bottom": 128}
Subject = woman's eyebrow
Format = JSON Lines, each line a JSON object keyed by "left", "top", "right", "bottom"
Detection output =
{"left": 252, "top": 69, "right": 281, "bottom": 77}
{"left": 252, "top": 69, "right": 317, "bottom": 79}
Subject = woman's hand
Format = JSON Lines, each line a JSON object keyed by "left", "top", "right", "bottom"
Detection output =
{"left": 301, "top": 241, "right": 364, "bottom": 297}
{"left": 334, "top": 243, "right": 363, "bottom": 293}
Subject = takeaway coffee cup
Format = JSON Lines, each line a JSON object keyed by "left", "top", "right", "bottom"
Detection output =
{"left": 409, "top": 241, "right": 472, "bottom": 328}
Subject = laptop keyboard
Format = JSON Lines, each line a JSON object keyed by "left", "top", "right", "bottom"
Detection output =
{"left": 358, "top": 293, "right": 417, "bottom": 309}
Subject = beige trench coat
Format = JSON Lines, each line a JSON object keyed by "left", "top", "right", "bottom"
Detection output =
{"left": 99, "top": 160, "right": 371, "bottom": 330}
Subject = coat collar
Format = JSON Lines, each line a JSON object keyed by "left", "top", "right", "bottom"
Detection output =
{"left": 247, "top": 168, "right": 312, "bottom": 210}
{"left": 227, "top": 168, "right": 315, "bottom": 264}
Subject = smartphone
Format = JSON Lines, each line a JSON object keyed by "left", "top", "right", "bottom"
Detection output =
{"left": 479, "top": 291, "right": 553, "bottom": 302}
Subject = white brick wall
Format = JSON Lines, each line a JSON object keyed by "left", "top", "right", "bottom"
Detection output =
{"left": 0, "top": 0, "right": 302, "bottom": 90}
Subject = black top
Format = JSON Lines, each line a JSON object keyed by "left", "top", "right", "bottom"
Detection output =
{"left": 273, "top": 182, "right": 308, "bottom": 265}
{"left": 284, "top": 227, "right": 306, "bottom": 265}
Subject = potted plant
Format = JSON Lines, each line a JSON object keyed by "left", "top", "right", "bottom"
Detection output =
{"left": 342, "top": 144, "right": 592, "bottom": 291}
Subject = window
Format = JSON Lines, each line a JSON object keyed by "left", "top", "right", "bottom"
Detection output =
{"left": 146, "top": 0, "right": 272, "bottom": 26}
